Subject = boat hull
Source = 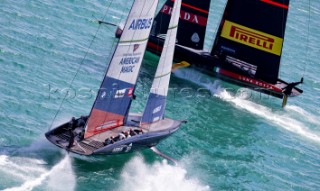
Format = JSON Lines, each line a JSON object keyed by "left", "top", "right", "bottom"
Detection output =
{"left": 45, "top": 115, "right": 183, "bottom": 156}
{"left": 147, "top": 36, "right": 303, "bottom": 98}
{"left": 93, "top": 127, "right": 179, "bottom": 155}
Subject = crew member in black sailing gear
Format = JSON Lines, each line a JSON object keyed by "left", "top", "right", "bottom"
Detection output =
{"left": 67, "top": 117, "right": 76, "bottom": 150}
{"left": 282, "top": 78, "right": 304, "bottom": 95}
{"left": 77, "top": 116, "right": 86, "bottom": 127}
{"left": 281, "top": 78, "right": 303, "bottom": 108}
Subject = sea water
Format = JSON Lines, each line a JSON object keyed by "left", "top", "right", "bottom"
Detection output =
{"left": 0, "top": 0, "right": 319, "bottom": 190}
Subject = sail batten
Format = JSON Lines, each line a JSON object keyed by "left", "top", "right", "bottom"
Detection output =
{"left": 142, "top": 0, "right": 181, "bottom": 124}
{"left": 84, "top": 0, "right": 159, "bottom": 138}
{"left": 119, "top": 38, "right": 149, "bottom": 44}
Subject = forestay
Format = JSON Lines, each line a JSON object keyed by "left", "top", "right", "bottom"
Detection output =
{"left": 84, "top": 0, "right": 159, "bottom": 138}
{"left": 141, "top": 0, "right": 181, "bottom": 123}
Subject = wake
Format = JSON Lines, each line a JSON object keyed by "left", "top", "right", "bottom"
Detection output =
{"left": 217, "top": 88, "right": 320, "bottom": 143}
{"left": 118, "top": 155, "right": 210, "bottom": 191}
{"left": 173, "top": 68, "right": 320, "bottom": 143}
{"left": 1, "top": 155, "right": 75, "bottom": 191}
{"left": 285, "top": 105, "right": 320, "bottom": 126}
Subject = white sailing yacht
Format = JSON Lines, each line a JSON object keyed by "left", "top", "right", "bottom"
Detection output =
{"left": 45, "top": 0, "right": 185, "bottom": 156}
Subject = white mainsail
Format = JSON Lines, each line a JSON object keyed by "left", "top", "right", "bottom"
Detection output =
{"left": 85, "top": 0, "right": 159, "bottom": 138}
{"left": 141, "top": 0, "right": 181, "bottom": 123}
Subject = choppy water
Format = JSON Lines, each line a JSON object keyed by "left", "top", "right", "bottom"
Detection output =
{"left": 1, "top": 0, "right": 319, "bottom": 190}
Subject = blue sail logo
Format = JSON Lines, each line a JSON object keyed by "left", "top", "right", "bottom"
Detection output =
{"left": 128, "top": 18, "right": 153, "bottom": 30}
{"left": 119, "top": 56, "right": 140, "bottom": 73}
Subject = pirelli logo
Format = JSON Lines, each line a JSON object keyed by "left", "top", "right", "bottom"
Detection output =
{"left": 221, "top": 20, "right": 283, "bottom": 56}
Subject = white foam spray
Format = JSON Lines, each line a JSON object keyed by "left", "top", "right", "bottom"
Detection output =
{"left": 173, "top": 68, "right": 320, "bottom": 143}
{"left": 286, "top": 105, "right": 320, "bottom": 126}
{"left": 117, "top": 156, "right": 210, "bottom": 191}
{"left": 2, "top": 155, "right": 75, "bottom": 191}
{"left": 216, "top": 88, "right": 320, "bottom": 143}
{"left": 0, "top": 155, "right": 47, "bottom": 182}
{"left": 46, "top": 155, "right": 76, "bottom": 191}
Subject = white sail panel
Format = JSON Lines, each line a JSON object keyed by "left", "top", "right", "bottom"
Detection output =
{"left": 150, "top": 0, "right": 181, "bottom": 96}
{"left": 141, "top": 0, "right": 181, "bottom": 124}
{"left": 107, "top": 0, "right": 158, "bottom": 84}
{"left": 84, "top": 0, "right": 159, "bottom": 138}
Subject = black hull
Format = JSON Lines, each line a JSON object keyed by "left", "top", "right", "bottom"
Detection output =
{"left": 45, "top": 115, "right": 183, "bottom": 156}
{"left": 147, "top": 36, "right": 303, "bottom": 98}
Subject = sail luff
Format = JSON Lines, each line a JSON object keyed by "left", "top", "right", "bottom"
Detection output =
{"left": 141, "top": 0, "right": 181, "bottom": 124}
{"left": 84, "top": 0, "right": 159, "bottom": 138}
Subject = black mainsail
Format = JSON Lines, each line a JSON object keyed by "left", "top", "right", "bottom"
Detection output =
{"left": 149, "top": 0, "right": 211, "bottom": 51}
{"left": 146, "top": 0, "right": 303, "bottom": 103}
{"left": 212, "top": 0, "right": 289, "bottom": 84}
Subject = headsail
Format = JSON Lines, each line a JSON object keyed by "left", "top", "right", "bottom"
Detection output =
{"left": 211, "top": 0, "right": 290, "bottom": 84}
{"left": 152, "top": 0, "right": 210, "bottom": 50}
{"left": 141, "top": 0, "right": 181, "bottom": 123}
{"left": 84, "top": 0, "right": 159, "bottom": 138}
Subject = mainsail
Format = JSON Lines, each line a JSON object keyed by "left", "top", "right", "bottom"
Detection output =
{"left": 152, "top": 0, "right": 211, "bottom": 50}
{"left": 141, "top": 0, "right": 181, "bottom": 123}
{"left": 211, "top": 0, "right": 290, "bottom": 84}
{"left": 84, "top": 0, "right": 159, "bottom": 138}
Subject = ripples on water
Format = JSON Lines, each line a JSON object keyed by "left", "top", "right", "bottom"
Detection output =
{"left": 0, "top": 0, "right": 319, "bottom": 190}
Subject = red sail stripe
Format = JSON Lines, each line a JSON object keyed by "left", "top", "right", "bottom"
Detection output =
{"left": 261, "top": 0, "right": 288, "bottom": 9}
{"left": 171, "top": 0, "right": 209, "bottom": 14}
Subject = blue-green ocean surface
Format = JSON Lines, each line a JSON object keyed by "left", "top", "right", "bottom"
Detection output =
{"left": 0, "top": 0, "right": 319, "bottom": 190}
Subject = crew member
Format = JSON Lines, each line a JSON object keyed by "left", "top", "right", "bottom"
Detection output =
{"left": 67, "top": 117, "right": 76, "bottom": 149}
{"left": 104, "top": 136, "right": 114, "bottom": 145}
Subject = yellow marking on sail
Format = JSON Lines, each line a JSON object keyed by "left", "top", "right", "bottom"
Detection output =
{"left": 172, "top": 61, "right": 190, "bottom": 72}
{"left": 221, "top": 20, "right": 283, "bottom": 56}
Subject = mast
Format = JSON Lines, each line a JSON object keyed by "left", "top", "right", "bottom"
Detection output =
{"left": 152, "top": 0, "right": 211, "bottom": 50}
{"left": 141, "top": 0, "right": 182, "bottom": 124}
{"left": 84, "top": 0, "right": 159, "bottom": 138}
{"left": 211, "top": 0, "right": 290, "bottom": 84}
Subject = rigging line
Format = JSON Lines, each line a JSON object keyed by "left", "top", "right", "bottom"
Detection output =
{"left": 302, "top": 0, "right": 311, "bottom": 79}
{"left": 48, "top": 0, "right": 115, "bottom": 131}
{"left": 97, "top": 0, "right": 134, "bottom": 127}
{"left": 85, "top": 0, "right": 127, "bottom": 133}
